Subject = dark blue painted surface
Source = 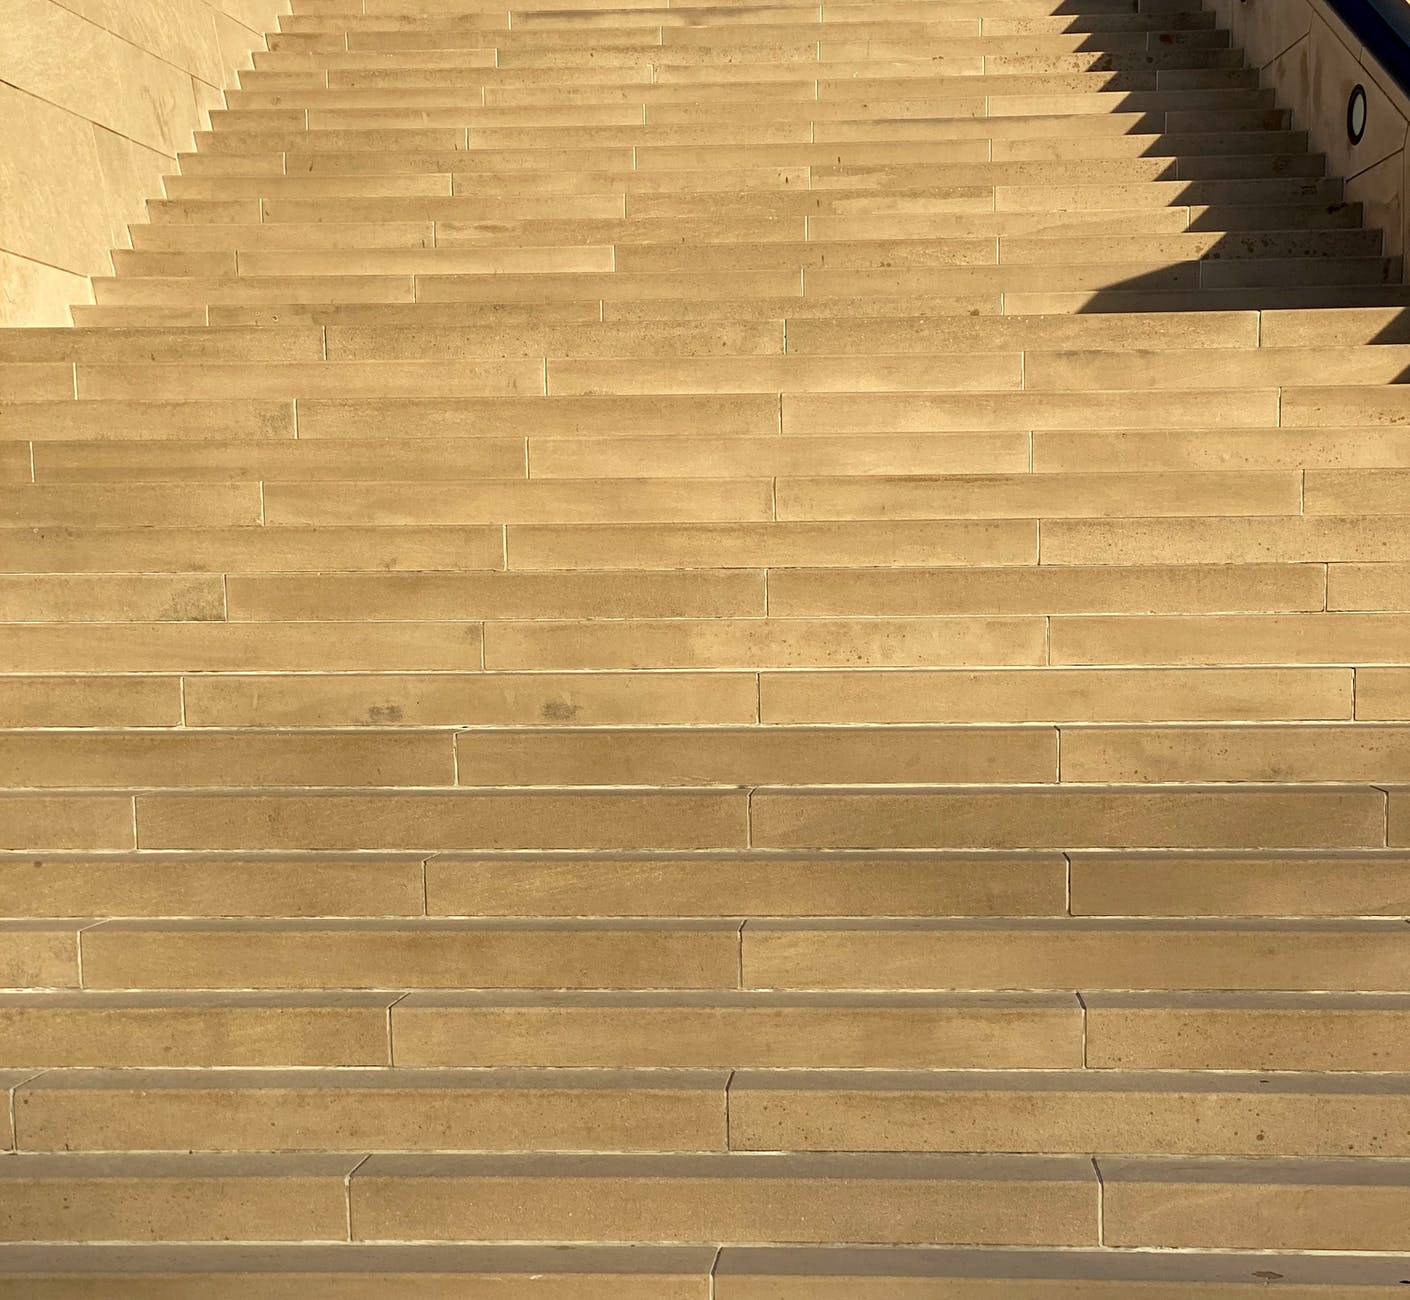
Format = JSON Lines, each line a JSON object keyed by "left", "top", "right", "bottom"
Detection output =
{"left": 1325, "top": 0, "right": 1410, "bottom": 96}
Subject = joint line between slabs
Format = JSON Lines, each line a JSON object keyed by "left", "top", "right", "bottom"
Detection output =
{"left": 345, "top": 1153, "right": 371, "bottom": 1241}
{"left": 1092, "top": 1155, "right": 1104, "bottom": 1246}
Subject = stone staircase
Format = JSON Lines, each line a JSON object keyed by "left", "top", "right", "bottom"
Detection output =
{"left": 2, "top": 0, "right": 1410, "bottom": 1292}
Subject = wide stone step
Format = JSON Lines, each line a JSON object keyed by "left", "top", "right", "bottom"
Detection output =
{"left": 13, "top": 914, "right": 1403, "bottom": 990}
{"left": 0, "top": 666, "right": 1343, "bottom": 728}
{"left": 4, "top": 988, "right": 1410, "bottom": 1067}
{"left": 10, "top": 989, "right": 1406, "bottom": 1071}
{"left": 0, "top": 1067, "right": 1401, "bottom": 1157}
{"left": 184, "top": 125, "right": 1303, "bottom": 155}
{"left": 276, "top": 12, "right": 1217, "bottom": 38}
{"left": 162, "top": 151, "right": 1330, "bottom": 182}
{"left": 3, "top": 780, "right": 1397, "bottom": 852}
{"left": 3, "top": 845, "right": 1406, "bottom": 918}
{"left": 248, "top": 104, "right": 1290, "bottom": 135}
{"left": 9, "top": 610, "right": 1410, "bottom": 673}
{"left": 3, "top": 1243, "right": 1408, "bottom": 1298}
{"left": 267, "top": 29, "right": 1226, "bottom": 56}
{"left": 3, "top": 723, "right": 1404, "bottom": 790}
{"left": 143, "top": 174, "right": 1345, "bottom": 215}
{"left": 19, "top": 411, "right": 1314, "bottom": 473}
{"left": 89, "top": 261, "right": 1404, "bottom": 308}
{"left": 227, "top": 83, "right": 1277, "bottom": 118}
{"left": 134, "top": 206, "right": 1364, "bottom": 257}
{"left": 245, "top": 46, "right": 1245, "bottom": 77}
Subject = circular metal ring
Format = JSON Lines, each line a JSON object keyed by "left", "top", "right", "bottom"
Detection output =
{"left": 1348, "top": 83, "right": 1369, "bottom": 144}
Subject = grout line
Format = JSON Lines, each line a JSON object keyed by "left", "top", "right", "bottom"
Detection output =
{"left": 385, "top": 996, "right": 398, "bottom": 1066}
{"left": 1076, "top": 988, "right": 1086, "bottom": 1066}
{"left": 73, "top": 919, "right": 89, "bottom": 991}
{"left": 1092, "top": 1156, "right": 1104, "bottom": 1245}
{"left": 344, "top": 1154, "right": 371, "bottom": 1242}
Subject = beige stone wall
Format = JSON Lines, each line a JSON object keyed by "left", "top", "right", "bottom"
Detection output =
{"left": 1, "top": 0, "right": 289, "bottom": 326}
{"left": 1206, "top": 0, "right": 1410, "bottom": 270}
